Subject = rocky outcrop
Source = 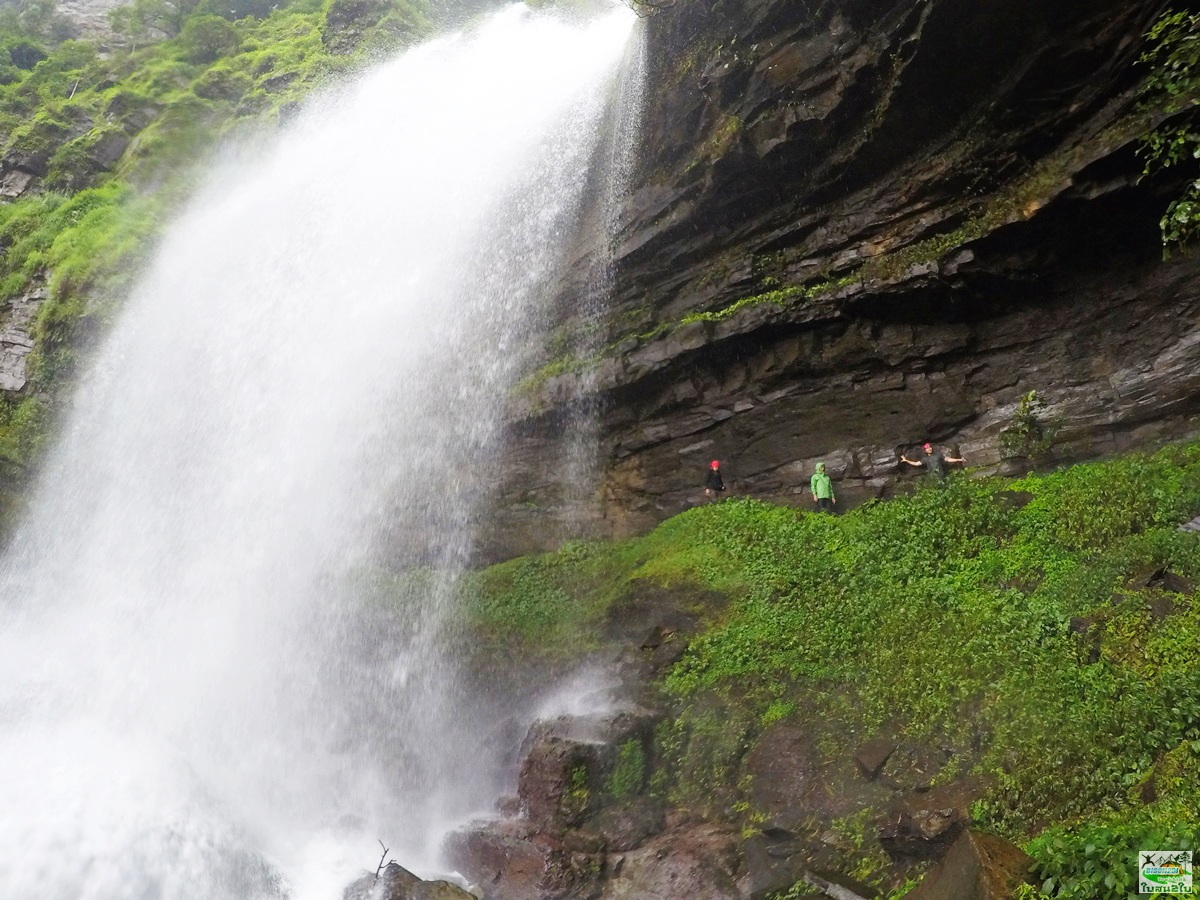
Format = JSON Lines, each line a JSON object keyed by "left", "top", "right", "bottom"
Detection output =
{"left": 343, "top": 862, "right": 476, "bottom": 900}
{"left": 447, "top": 707, "right": 665, "bottom": 900}
{"left": 451, "top": 689, "right": 1001, "bottom": 898}
{"left": 55, "top": 0, "right": 124, "bottom": 39}
{"left": 904, "top": 830, "right": 1034, "bottom": 900}
{"left": 599, "top": 823, "right": 744, "bottom": 900}
{"left": 483, "top": 0, "right": 1200, "bottom": 558}
{"left": 0, "top": 284, "right": 47, "bottom": 393}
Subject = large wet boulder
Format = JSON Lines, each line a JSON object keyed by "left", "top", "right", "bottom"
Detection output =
{"left": 878, "top": 778, "right": 987, "bottom": 861}
{"left": 447, "top": 707, "right": 665, "bottom": 899}
{"left": 516, "top": 709, "right": 662, "bottom": 829}
{"left": 598, "top": 824, "right": 743, "bottom": 900}
{"left": 342, "top": 862, "right": 475, "bottom": 900}
{"left": 444, "top": 819, "right": 603, "bottom": 900}
{"left": 904, "top": 830, "right": 1034, "bottom": 900}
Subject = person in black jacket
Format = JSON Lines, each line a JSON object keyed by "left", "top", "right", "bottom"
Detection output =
{"left": 705, "top": 459, "right": 726, "bottom": 499}
{"left": 901, "top": 442, "right": 966, "bottom": 482}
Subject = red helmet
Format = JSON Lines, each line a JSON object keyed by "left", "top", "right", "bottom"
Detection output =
{"left": 710, "top": 460, "right": 720, "bottom": 469}
{"left": 922, "top": 442, "right": 933, "bottom": 453}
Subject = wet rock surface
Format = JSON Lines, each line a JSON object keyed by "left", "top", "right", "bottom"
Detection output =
{"left": 599, "top": 823, "right": 743, "bottom": 900}
{"left": 448, "top": 706, "right": 665, "bottom": 900}
{"left": 342, "top": 862, "right": 475, "bottom": 900}
{"left": 854, "top": 740, "right": 896, "bottom": 780}
{"left": 879, "top": 779, "right": 987, "bottom": 861}
{"left": 904, "top": 830, "right": 1034, "bottom": 900}
{"left": 447, "top": 669, "right": 995, "bottom": 898}
{"left": 0, "top": 284, "right": 47, "bottom": 393}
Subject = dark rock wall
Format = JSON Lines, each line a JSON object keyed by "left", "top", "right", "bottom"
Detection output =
{"left": 482, "top": 0, "right": 1200, "bottom": 558}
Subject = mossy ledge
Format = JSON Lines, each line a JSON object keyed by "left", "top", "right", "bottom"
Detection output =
{"left": 515, "top": 96, "right": 1173, "bottom": 412}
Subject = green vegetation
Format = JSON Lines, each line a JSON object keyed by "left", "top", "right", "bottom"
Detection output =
{"left": 1140, "top": 9, "right": 1200, "bottom": 248}
{"left": 1000, "top": 389, "right": 1059, "bottom": 466}
{"left": 465, "top": 441, "right": 1200, "bottom": 896}
{"left": 608, "top": 738, "right": 647, "bottom": 799}
{"left": 564, "top": 760, "right": 592, "bottom": 822}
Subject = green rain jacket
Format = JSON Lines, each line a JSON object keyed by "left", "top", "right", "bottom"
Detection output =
{"left": 810, "top": 466, "right": 835, "bottom": 500}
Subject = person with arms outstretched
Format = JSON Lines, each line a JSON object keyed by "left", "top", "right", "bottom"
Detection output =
{"left": 900, "top": 442, "right": 965, "bottom": 482}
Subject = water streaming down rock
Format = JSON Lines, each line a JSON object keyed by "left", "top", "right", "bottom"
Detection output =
{"left": 0, "top": 7, "right": 639, "bottom": 899}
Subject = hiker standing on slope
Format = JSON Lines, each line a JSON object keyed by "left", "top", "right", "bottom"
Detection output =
{"left": 705, "top": 460, "right": 726, "bottom": 499}
{"left": 810, "top": 462, "right": 836, "bottom": 513}
{"left": 900, "top": 442, "right": 966, "bottom": 482}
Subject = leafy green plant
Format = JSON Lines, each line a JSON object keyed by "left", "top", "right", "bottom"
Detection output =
{"left": 608, "top": 739, "right": 646, "bottom": 799}
{"left": 1028, "top": 814, "right": 1198, "bottom": 899}
{"left": 1139, "top": 10, "right": 1200, "bottom": 248}
{"left": 1000, "top": 390, "right": 1059, "bottom": 465}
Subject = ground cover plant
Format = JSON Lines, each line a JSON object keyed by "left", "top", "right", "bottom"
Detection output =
{"left": 465, "top": 441, "right": 1200, "bottom": 897}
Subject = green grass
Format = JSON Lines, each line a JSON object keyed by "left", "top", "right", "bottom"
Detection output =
{"left": 464, "top": 441, "right": 1200, "bottom": 894}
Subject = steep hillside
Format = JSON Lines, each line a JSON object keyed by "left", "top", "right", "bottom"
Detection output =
{"left": 454, "top": 442, "right": 1200, "bottom": 899}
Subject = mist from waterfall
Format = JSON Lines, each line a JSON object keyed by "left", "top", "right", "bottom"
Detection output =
{"left": 0, "top": 6, "right": 640, "bottom": 898}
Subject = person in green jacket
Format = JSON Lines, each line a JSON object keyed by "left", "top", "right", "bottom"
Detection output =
{"left": 810, "top": 462, "right": 836, "bottom": 513}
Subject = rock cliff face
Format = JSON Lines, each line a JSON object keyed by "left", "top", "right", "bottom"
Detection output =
{"left": 485, "top": 0, "right": 1200, "bottom": 558}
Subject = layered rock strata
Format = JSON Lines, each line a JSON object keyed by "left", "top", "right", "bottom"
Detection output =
{"left": 485, "top": 0, "right": 1200, "bottom": 557}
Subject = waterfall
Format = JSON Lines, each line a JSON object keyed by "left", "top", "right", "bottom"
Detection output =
{"left": 0, "top": 6, "right": 639, "bottom": 898}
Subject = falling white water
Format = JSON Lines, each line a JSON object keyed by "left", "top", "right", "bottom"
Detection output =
{"left": 0, "top": 6, "right": 639, "bottom": 899}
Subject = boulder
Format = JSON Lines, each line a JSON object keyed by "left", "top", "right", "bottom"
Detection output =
{"left": 878, "top": 744, "right": 949, "bottom": 793}
{"left": 904, "top": 830, "right": 1034, "bottom": 900}
{"left": 1161, "top": 571, "right": 1195, "bottom": 596}
{"left": 342, "top": 863, "right": 475, "bottom": 900}
{"left": 1124, "top": 567, "right": 1192, "bottom": 595}
{"left": 599, "top": 824, "right": 742, "bottom": 900}
{"left": 879, "top": 806, "right": 960, "bottom": 860}
{"left": 444, "top": 819, "right": 600, "bottom": 900}
{"left": 1147, "top": 594, "right": 1177, "bottom": 623}
{"left": 878, "top": 779, "right": 985, "bottom": 860}
{"left": 587, "top": 799, "right": 665, "bottom": 852}
{"left": 0, "top": 168, "right": 36, "bottom": 199}
{"left": 745, "top": 724, "right": 838, "bottom": 828}
{"left": 517, "top": 730, "right": 601, "bottom": 828}
{"left": 854, "top": 740, "right": 896, "bottom": 780}
{"left": 516, "top": 709, "right": 661, "bottom": 829}
{"left": 737, "top": 829, "right": 809, "bottom": 900}
{"left": 88, "top": 131, "right": 129, "bottom": 170}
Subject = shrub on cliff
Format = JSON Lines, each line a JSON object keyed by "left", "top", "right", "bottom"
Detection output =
{"left": 178, "top": 15, "right": 240, "bottom": 64}
{"left": 1141, "top": 9, "right": 1200, "bottom": 248}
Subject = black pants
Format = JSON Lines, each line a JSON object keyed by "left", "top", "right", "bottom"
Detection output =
{"left": 816, "top": 498, "right": 834, "bottom": 514}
